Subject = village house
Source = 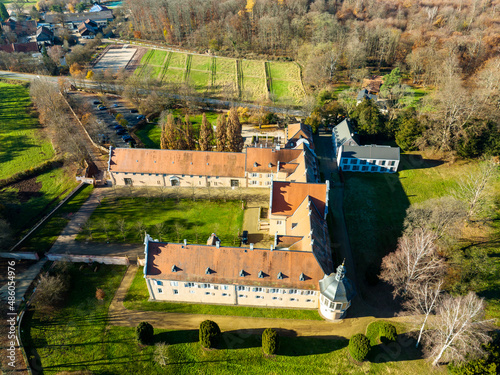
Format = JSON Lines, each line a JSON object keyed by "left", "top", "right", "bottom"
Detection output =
{"left": 284, "top": 122, "right": 315, "bottom": 150}
{"left": 337, "top": 144, "right": 400, "bottom": 173}
{"left": 44, "top": 10, "right": 113, "bottom": 30}
{"left": 331, "top": 118, "right": 359, "bottom": 157}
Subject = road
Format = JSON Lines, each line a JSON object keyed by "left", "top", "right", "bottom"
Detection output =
{"left": 0, "top": 70, "right": 309, "bottom": 116}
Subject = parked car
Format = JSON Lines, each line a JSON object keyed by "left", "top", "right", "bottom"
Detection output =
{"left": 116, "top": 128, "right": 127, "bottom": 135}
{"left": 122, "top": 135, "right": 134, "bottom": 143}
{"left": 130, "top": 109, "right": 138, "bottom": 113}
{"left": 241, "top": 230, "right": 249, "bottom": 245}
{"left": 113, "top": 124, "right": 123, "bottom": 130}
{"left": 137, "top": 115, "right": 146, "bottom": 120}
{"left": 98, "top": 106, "right": 107, "bottom": 111}
{"left": 93, "top": 100, "right": 101, "bottom": 105}
{"left": 112, "top": 103, "right": 119, "bottom": 108}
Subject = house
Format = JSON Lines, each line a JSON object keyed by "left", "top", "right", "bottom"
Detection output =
{"left": 337, "top": 144, "right": 400, "bottom": 173}
{"left": 284, "top": 123, "right": 314, "bottom": 150}
{"left": 78, "top": 19, "right": 99, "bottom": 39}
{"left": 0, "top": 42, "right": 39, "bottom": 54}
{"left": 356, "top": 88, "right": 377, "bottom": 104}
{"left": 44, "top": 10, "right": 113, "bottom": 29}
{"left": 1, "top": 19, "right": 37, "bottom": 37}
{"left": 35, "top": 26, "right": 54, "bottom": 44}
{"left": 89, "top": 4, "right": 110, "bottom": 12}
{"left": 362, "top": 75, "right": 383, "bottom": 94}
{"left": 107, "top": 146, "right": 319, "bottom": 188}
{"left": 332, "top": 118, "right": 359, "bottom": 157}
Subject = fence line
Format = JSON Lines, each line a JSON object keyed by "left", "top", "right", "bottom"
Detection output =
{"left": 46, "top": 253, "right": 130, "bottom": 265}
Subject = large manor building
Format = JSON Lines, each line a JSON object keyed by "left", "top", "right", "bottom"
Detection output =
{"left": 109, "top": 123, "right": 355, "bottom": 320}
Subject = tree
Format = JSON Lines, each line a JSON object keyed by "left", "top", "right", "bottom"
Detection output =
{"left": 33, "top": 273, "right": 69, "bottom": 313}
{"left": 0, "top": 218, "right": 12, "bottom": 248}
{"left": 226, "top": 108, "right": 244, "bottom": 152}
{"left": 395, "top": 113, "right": 423, "bottom": 151}
{"left": 215, "top": 114, "right": 227, "bottom": 152}
{"left": 117, "top": 218, "right": 127, "bottom": 241}
{"left": 425, "top": 292, "right": 493, "bottom": 366}
{"left": 199, "top": 113, "right": 214, "bottom": 151}
{"left": 0, "top": 2, "right": 9, "bottom": 21}
{"left": 366, "top": 321, "right": 398, "bottom": 344}
{"left": 199, "top": 320, "right": 220, "bottom": 349}
{"left": 380, "top": 228, "right": 445, "bottom": 297}
{"left": 348, "top": 333, "right": 371, "bottom": 362}
{"left": 262, "top": 328, "right": 279, "bottom": 355}
{"left": 453, "top": 158, "right": 498, "bottom": 221}
{"left": 136, "top": 322, "right": 154, "bottom": 345}
{"left": 183, "top": 114, "right": 195, "bottom": 150}
{"left": 154, "top": 342, "right": 170, "bottom": 367}
{"left": 403, "top": 279, "right": 443, "bottom": 348}
{"left": 10, "top": 0, "right": 26, "bottom": 16}
{"left": 351, "top": 99, "right": 385, "bottom": 136}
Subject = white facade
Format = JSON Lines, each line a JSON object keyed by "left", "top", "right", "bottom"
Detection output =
{"left": 337, "top": 145, "right": 400, "bottom": 174}
{"left": 319, "top": 294, "right": 351, "bottom": 320}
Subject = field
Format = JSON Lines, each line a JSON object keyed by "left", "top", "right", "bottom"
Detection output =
{"left": 0, "top": 82, "right": 55, "bottom": 180}
{"left": 23, "top": 263, "right": 436, "bottom": 374}
{"left": 134, "top": 49, "right": 306, "bottom": 105}
{"left": 343, "top": 155, "right": 500, "bottom": 318}
{"left": 124, "top": 267, "right": 322, "bottom": 320}
{"left": 135, "top": 110, "right": 219, "bottom": 149}
{"left": 75, "top": 197, "right": 244, "bottom": 244}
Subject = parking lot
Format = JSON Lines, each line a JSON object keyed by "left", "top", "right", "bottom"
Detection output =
{"left": 69, "top": 92, "right": 144, "bottom": 148}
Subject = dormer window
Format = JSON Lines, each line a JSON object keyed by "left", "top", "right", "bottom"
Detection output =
{"left": 277, "top": 272, "right": 283, "bottom": 279}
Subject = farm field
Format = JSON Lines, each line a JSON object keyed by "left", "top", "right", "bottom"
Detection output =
{"left": 23, "top": 263, "right": 436, "bottom": 375}
{"left": 75, "top": 197, "right": 244, "bottom": 244}
{"left": 134, "top": 49, "right": 306, "bottom": 105}
{"left": 0, "top": 82, "right": 55, "bottom": 180}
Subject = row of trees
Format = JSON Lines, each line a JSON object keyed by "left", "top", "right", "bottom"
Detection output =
{"left": 380, "top": 159, "right": 499, "bottom": 367}
{"left": 159, "top": 109, "right": 244, "bottom": 152}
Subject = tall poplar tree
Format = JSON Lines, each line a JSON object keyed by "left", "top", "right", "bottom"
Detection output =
{"left": 199, "top": 113, "right": 214, "bottom": 151}
{"left": 226, "top": 108, "right": 244, "bottom": 152}
{"left": 216, "top": 114, "right": 227, "bottom": 152}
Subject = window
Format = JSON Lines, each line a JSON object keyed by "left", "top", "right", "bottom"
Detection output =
{"left": 379, "top": 160, "right": 386, "bottom": 166}
{"left": 189, "top": 290, "right": 195, "bottom": 294}
{"left": 237, "top": 285, "right": 245, "bottom": 291}
{"left": 170, "top": 281, "right": 178, "bottom": 286}
{"left": 231, "top": 180, "right": 239, "bottom": 187}
{"left": 205, "top": 292, "right": 210, "bottom": 295}
{"left": 267, "top": 174, "right": 273, "bottom": 178}
{"left": 341, "top": 158, "right": 348, "bottom": 165}
{"left": 265, "top": 181, "right": 272, "bottom": 186}
{"left": 171, "top": 179, "right": 179, "bottom": 186}
{"left": 370, "top": 166, "right": 378, "bottom": 172}
{"left": 157, "top": 288, "right": 163, "bottom": 293}
{"left": 184, "top": 282, "right": 195, "bottom": 288}
{"left": 390, "top": 167, "right": 396, "bottom": 172}
{"left": 288, "top": 289, "right": 298, "bottom": 294}
{"left": 362, "top": 166, "right": 368, "bottom": 171}
{"left": 213, "top": 285, "right": 219, "bottom": 290}
{"left": 222, "top": 293, "right": 227, "bottom": 296}
{"left": 251, "top": 173, "right": 258, "bottom": 177}
{"left": 306, "top": 299, "right": 312, "bottom": 303}
{"left": 155, "top": 280, "right": 163, "bottom": 286}
{"left": 343, "top": 165, "right": 351, "bottom": 171}
{"left": 368, "top": 160, "right": 375, "bottom": 164}
{"left": 222, "top": 285, "right": 229, "bottom": 290}
{"left": 350, "top": 159, "right": 357, "bottom": 165}
{"left": 290, "top": 298, "right": 296, "bottom": 301}
{"left": 238, "top": 294, "right": 246, "bottom": 298}
{"left": 124, "top": 178, "right": 133, "bottom": 186}
{"left": 359, "top": 159, "right": 367, "bottom": 165}
{"left": 251, "top": 181, "right": 258, "bottom": 185}
{"left": 173, "top": 289, "right": 178, "bottom": 294}
{"left": 291, "top": 223, "right": 298, "bottom": 229}
{"left": 255, "top": 295, "right": 263, "bottom": 299}
{"left": 252, "top": 287, "right": 263, "bottom": 292}
{"left": 277, "top": 220, "right": 283, "bottom": 225}
{"left": 352, "top": 165, "right": 359, "bottom": 171}
{"left": 272, "top": 296, "right": 278, "bottom": 300}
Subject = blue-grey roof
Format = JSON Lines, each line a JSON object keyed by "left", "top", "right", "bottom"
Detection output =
{"left": 319, "top": 265, "right": 355, "bottom": 303}
{"left": 333, "top": 119, "right": 359, "bottom": 147}
{"left": 357, "top": 88, "right": 377, "bottom": 101}
{"left": 341, "top": 145, "right": 400, "bottom": 161}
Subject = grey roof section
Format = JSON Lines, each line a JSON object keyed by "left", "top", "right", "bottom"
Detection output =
{"left": 357, "top": 88, "right": 377, "bottom": 101}
{"left": 333, "top": 119, "right": 359, "bottom": 147}
{"left": 44, "top": 10, "right": 113, "bottom": 24}
{"left": 319, "top": 271, "right": 355, "bottom": 303}
{"left": 341, "top": 144, "right": 400, "bottom": 161}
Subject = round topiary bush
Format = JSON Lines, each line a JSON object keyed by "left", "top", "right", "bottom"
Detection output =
{"left": 199, "top": 320, "right": 221, "bottom": 349}
{"left": 348, "top": 333, "right": 371, "bottom": 362}
{"left": 262, "top": 328, "right": 279, "bottom": 355}
{"left": 379, "top": 322, "right": 397, "bottom": 343}
{"left": 136, "top": 321, "right": 154, "bottom": 345}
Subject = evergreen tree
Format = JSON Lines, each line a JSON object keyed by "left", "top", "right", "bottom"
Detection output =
{"left": 216, "top": 114, "right": 227, "bottom": 152}
{"left": 199, "top": 113, "right": 214, "bottom": 151}
{"left": 183, "top": 114, "right": 195, "bottom": 150}
{"left": 226, "top": 108, "right": 244, "bottom": 152}
{"left": 351, "top": 99, "right": 385, "bottom": 136}
{"left": 0, "top": 2, "right": 9, "bottom": 21}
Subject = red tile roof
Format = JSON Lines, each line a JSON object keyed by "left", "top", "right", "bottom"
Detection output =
{"left": 145, "top": 241, "right": 325, "bottom": 289}
{"left": 245, "top": 147, "right": 302, "bottom": 173}
{"left": 109, "top": 148, "right": 246, "bottom": 178}
{"left": 271, "top": 181, "right": 327, "bottom": 217}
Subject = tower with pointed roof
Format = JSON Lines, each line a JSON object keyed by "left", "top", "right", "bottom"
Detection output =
{"left": 318, "top": 261, "right": 355, "bottom": 320}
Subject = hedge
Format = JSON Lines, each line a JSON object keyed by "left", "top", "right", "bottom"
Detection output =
{"left": 136, "top": 321, "right": 154, "bottom": 345}
{"left": 366, "top": 321, "right": 397, "bottom": 345}
{"left": 348, "top": 333, "right": 371, "bottom": 362}
{"left": 199, "top": 320, "right": 221, "bottom": 349}
{"left": 262, "top": 328, "right": 279, "bottom": 355}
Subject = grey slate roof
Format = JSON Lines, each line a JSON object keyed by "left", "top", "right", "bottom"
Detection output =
{"left": 341, "top": 144, "right": 400, "bottom": 161}
{"left": 357, "top": 88, "right": 377, "bottom": 101}
{"left": 319, "top": 264, "right": 355, "bottom": 303}
{"left": 44, "top": 10, "right": 113, "bottom": 24}
{"left": 333, "top": 119, "right": 359, "bottom": 147}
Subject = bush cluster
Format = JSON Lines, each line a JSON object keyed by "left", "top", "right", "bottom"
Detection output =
{"left": 262, "top": 328, "right": 279, "bottom": 355}
{"left": 348, "top": 333, "right": 371, "bottom": 362}
{"left": 136, "top": 321, "right": 154, "bottom": 345}
{"left": 199, "top": 320, "right": 221, "bottom": 349}
{"left": 366, "top": 321, "right": 397, "bottom": 345}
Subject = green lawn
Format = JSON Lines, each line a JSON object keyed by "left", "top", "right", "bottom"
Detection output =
{"left": 242, "top": 77, "right": 268, "bottom": 101}
{"left": 270, "top": 80, "right": 305, "bottom": 105}
{"left": 76, "top": 197, "right": 244, "bottom": 244}
{"left": 191, "top": 55, "right": 212, "bottom": 71}
{"left": 268, "top": 61, "right": 301, "bottom": 81}
{"left": 149, "top": 50, "right": 168, "bottom": 66}
{"left": 215, "top": 57, "right": 237, "bottom": 75}
{"left": 0, "top": 166, "right": 79, "bottom": 236}
{"left": 188, "top": 71, "right": 211, "bottom": 91}
{"left": 242, "top": 59, "right": 265, "bottom": 77}
{"left": 18, "top": 184, "right": 93, "bottom": 254}
{"left": 124, "top": 267, "right": 322, "bottom": 320}
{"left": 0, "top": 82, "right": 55, "bottom": 180}
{"left": 23, "top": 263, "right": 435, "bottom": 374}
{"left": 162, "top": 68, "right": 185, "bottom": 84}
{"left": 168, "top": 52, "right": 187, "bottom": 69}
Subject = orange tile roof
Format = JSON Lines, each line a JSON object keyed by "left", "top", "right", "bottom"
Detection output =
{"left": 286, "top": 123, "right": 314, "bottom": 149}
{"left": 109, "top": 148, "right": 246, "bottom": 177}
{"left": 145, "top": 241, "right": 325, "bottom": 289}
{"left": 271, "top": 181, "right": 327, "bottom": 217}
{"left": 245, "top": 147, "right": 303, "bottom": 173}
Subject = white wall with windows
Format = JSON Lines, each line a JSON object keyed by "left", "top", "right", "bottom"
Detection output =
{"left": 319, "top": 294, "right": 351, "bottom": 320}
{"left": 337, "top": 156, "right": 398, "bottom": 173}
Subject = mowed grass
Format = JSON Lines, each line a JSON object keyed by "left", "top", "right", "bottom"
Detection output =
{"left": 124, "top": 267, "right": 322, "bottom": 320}
{"left": 76, "top": 197, "right": 244, "bottom": 244}
{"left": 188, "top": 71, "right": 211, "bottom": 91}
{"left": 23, "top": 263, "right": 435, "bottom": 374}
{"left": 162, "top": 68, "right": 185, "bottom": 83}
{"left": 242, "top": 59, "right": 265, "bottom": 77}
{"left": 268, "top": 61, "right": 301, "bottom": 81}
{"left": 149, "top": 50, "right": 168, "bottom": 65}
{"left": 0, "top": 166, "right": 79, "bottom": 235}
{"left": 168, "top": 51, "right": 187, "bottom": 69}
{"left": 191, "top": 55, "right": 212, "bottom": 71}
{"left": 242, "top": 77, "right": 268, "bottom": 101}
{"left": 270, "top": 80, "right": 305, "bottom": 105}
{"left": 215, "top": 57, "right": 237, "bottom": 75}
{"left": 0, "top": 82, "right": 55, "bottom": 180}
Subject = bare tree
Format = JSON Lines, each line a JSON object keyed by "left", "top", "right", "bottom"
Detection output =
{"left": 425, "top": 292, "right": 494, "bottom": 366}
{"left": 154, "top": 342, "right": 170, "bottom": 367}
{"left": 135, "top": 220, "right": 146, "bottom": 242}
{"left": 173, "top": 222, "right": 184, "bottom": 243}
{"left": 83, "top": 219, "right": 94, "bottom": 240}
{"left": 380, "top": 228, "right": 445, "bottom": 297}
{"left": 117, "top": 218, "right": 127, "bottom": 241}
{"left": 101, "top": 219, "right": 110, "bottom": 241}
{"left": 199, "top": 113, "right": 214, "bottom": 151}
{"left": 154, "top": 222, "right": 166, "bottom": 242}
{"left": 453, "top": 158, "right": 498, "bottom": 221}
{"left": 402, "top": 279, "right": 444, "bottom": 348}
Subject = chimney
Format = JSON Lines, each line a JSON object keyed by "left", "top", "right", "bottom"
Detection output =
{"left": 183, "top": 239, "right": 187, "bottom": 246}
{"left": 250, "top": 243, "right": 254, "bottom": 250}
{"left": 216, "top": 241, "right": 220, "bottom": 249}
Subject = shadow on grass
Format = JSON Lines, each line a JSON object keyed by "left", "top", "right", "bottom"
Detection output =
{"left": 154, "top": 329, "right": 199, "bottom": 345}
{"left": 367, "top": 333, "right": 424, "bottom": 363}
{"left": 398, "top": 154, "right": 444, "bottom": 171}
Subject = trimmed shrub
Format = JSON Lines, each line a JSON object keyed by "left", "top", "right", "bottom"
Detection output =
{"left": 366, "top": 321, "right": 397, "bottom": 345}
{"left": 348, "top": 333, "right": 371, "bottom": 362}
{"left": 95, "top": 288, "right": 105, "bottom": 300}
{"left": 199, "top": 320, "right": 221, "bottom": 349}
{"left": 136, "top": 321, "right": 154, "bottom": 345}
{"left": 262, "top": 328, "right": 279, "bottom": 355}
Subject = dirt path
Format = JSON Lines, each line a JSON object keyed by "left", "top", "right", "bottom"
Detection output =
{"left": 108, "top": 266, "right": 411, "bottom": 339}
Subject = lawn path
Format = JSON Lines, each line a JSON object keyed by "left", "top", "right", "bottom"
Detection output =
{"left": 108, "top": 266, "right": 411, "bottom": 339}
